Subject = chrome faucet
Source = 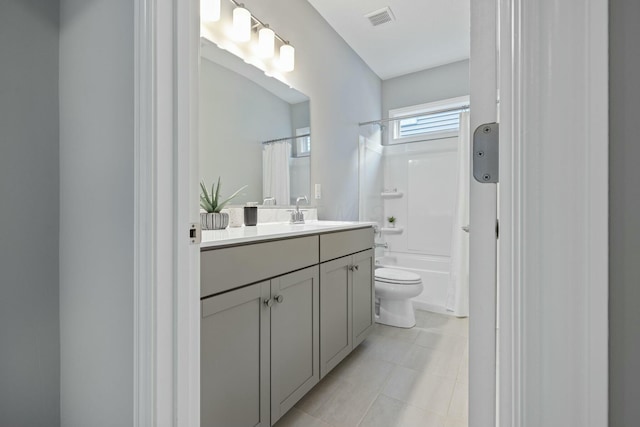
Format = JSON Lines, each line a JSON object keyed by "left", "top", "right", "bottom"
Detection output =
{"left": 263, "top": 196, "right": 276, "bottom": 205}
{"left": 290, "top": 195, "right": 308, "bottom": 224}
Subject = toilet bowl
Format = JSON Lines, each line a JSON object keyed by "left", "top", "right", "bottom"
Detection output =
{"left": 374, "top": 267, "right": 423, "bottom": 328}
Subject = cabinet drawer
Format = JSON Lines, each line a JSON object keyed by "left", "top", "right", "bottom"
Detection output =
{"left": 201, "top": 236, "right": 319, "bottom": 298}
{"left": 319, "top": 227, "right": 374, "bottom": 263}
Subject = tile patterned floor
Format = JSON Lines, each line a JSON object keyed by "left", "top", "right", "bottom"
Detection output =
{"left": 274, "top": 310, "right": 469, "bottom": 427}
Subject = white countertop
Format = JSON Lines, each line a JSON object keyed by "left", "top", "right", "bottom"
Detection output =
{"left": 201, "top": 220, "right": 375, "bottom": 249}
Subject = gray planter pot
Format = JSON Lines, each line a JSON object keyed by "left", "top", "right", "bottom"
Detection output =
{"left": 201, "top": 212, "right": 229, "bottom": 230}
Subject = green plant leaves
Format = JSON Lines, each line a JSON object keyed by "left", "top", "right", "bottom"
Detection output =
{"left": 200, "top": 181, "right": 214, "bottom": 212}
{"left": 200, "top": 178, "right": 247, "bottom": 213}
{"left": 213, "top": 177, "right": 221, "bottom": 208}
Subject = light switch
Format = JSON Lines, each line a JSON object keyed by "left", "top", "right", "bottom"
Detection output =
{"left": 314, "top": 184, "right": 322, "bottom": 199}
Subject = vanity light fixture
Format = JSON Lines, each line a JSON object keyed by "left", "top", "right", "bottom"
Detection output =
{"left": 232, "top": 4, "right": 251, "bottom": 42}
{"left": 279, "top": 42, "right": 295, "bottom": 72}
{"left": 201, "top": 0, "right": 221, "bottom": 22}
{"left": 258, "top": 25, "right": 275, "bottom": 58}
{"left": 202, "top": 0, "right": 296, "bottom": 72}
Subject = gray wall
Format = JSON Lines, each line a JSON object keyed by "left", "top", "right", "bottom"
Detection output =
{"left": 243, "top": 0, "right": 382, "bottom": 220}
{"left": 59, "top": 0, "right": 134, "bottom": 425}
{"left": 200, "top": 58, "right": 294, "bottom": 204}
{"left": 291, "top": 101, "right": 311, "bottom": 133}
{"left": 0, "top": 1, "right": 60, "bottom": 425}
{"left": 382, "top": 59, "right": 469, "bottom": 116}
{"left": 609, "top": 0, "right": 640, "bottom": 425}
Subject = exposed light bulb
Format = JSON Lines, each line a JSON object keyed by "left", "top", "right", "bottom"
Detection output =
{"left": 258, "top": 26, "right": 275, "bottom": 58}
{"left": 232, "top": 5, "right": 251, "bottom": 42}
{"left": 279, "top": 43, "right": 295, "bottom": 72}
{"left": 201, "top": 0, "right": 220, "bottom": 22}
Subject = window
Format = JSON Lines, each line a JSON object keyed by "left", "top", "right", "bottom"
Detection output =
{"left": 293, "top": 127, "right": 310, "bottom": 158}
{"left": 388, "top": 96, "right": 469, "bottom": 145}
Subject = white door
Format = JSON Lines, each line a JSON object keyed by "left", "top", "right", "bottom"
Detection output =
{"left": 469, "top": 0, "right": 499, "bottom": 426}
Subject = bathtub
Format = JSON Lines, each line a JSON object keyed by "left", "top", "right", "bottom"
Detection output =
{"left": 376, "top": 252, "right": 451, "bottom": 315}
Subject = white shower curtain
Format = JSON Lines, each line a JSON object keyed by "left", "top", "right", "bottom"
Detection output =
{"left": 262, "top": 141, "right": 291, "bottom": 206}
{"left": 447, "top": 111, "right": 470, "bottom": 317}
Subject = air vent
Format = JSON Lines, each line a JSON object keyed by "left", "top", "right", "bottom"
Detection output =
{"left": 365, "top": 6, "right": 395, "bottom": 27}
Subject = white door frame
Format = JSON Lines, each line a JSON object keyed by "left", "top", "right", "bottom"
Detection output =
{"left": 133, "top": 0, "right": 609, "bottom": 425}
{"left": 469, "top": 0, "right": 498, "bottom": 425}
{"left": 134, "top": 0, "right": 201, "bottom": 426}
{"left": 497, "top": 0, "right": 608, "bottom": 425}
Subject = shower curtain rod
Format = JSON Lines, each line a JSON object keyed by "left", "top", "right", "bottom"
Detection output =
{"left": 358, "top": 105, "right": 469, "bottom": 127}
{"left": 261, "top": 133, "right": 311, "bottom": 144}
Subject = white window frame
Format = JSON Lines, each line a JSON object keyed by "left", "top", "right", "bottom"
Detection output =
{"left": 387, "top": 95, "right": 469, "bottom": 145}
{"left": 293, "top": 126, "right": 311, "bottom": 158}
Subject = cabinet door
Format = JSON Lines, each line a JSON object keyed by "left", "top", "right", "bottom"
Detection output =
{"left": 201, "top": 282, "right": 270, "bottom": 427}
{"left": 319, "top": 255, "right": 353, "bottom": 378}
{"left": 352, "top": 249, "right": 375, "bottom": 347}
{"left": 270, "top": 266, "right": 320, "bottom": 425}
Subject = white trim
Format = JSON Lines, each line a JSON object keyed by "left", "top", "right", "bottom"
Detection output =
{"left": 498, "top": 0, "right": 608, "bottom": 425}
{"left": 389, "top": 95, "right": 470, "bottom": 117}
{"left": 134, "top": 0, "right": 201, "bottom": 425}
{"left": 134, "top": 0, "right": 156, "bottom": 425}
{"left": 387, "top": 96, "right": 469, "bottom": 145}
{"left": 468, "top": 0, "right": 498, "bottom": 425}
{"left": 497, "top": 0, "right": 519, "bottom": 424}
{"left": 155, "top": 0, "right": 177, "bottom": 423}
{"left": 174, "top": 0, "right": 201, "bottom": 426}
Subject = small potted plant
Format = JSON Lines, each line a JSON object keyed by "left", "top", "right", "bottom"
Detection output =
{"left": 387, "top": 216, "right": 397, "bottom": 228}
{"left": 200, "top": 177, "right": 247, "bottom": 230}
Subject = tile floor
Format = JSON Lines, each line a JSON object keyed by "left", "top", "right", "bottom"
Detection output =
{"left": 274, "top": 310, "right": 469, "bottom": 427}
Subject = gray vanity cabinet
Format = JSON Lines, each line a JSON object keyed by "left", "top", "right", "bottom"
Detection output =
{"left": 270, "top": 266, "right": 320, "bottom": 425}
{"left": 318, "top": 228, "right": 375, "bottom": 378}
{"left": 319, "top": 255, "right": 353, "bottom": 378}
{"left": 201, "top": 227, "right": 373, "bottom": 426}
{"left": 352, "top": 249, "right": 375, "bottom": 347}
{"left": 319, "top": 249, "right": 375, "bottom": 378}
{"left": 201, "top": 238, "right": 320, "bottom": 427}
{"left": 201, "top": 281, "right": 271, "bottom": 427}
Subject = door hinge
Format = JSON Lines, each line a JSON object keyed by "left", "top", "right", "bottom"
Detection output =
{"left": 473, "top": 122, "right": 499, "bottom": 183}
{"left": 189, "top": 223, "right": 202, "bottom": 244}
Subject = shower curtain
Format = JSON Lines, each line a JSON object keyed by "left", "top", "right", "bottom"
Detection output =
{"left": 447, "top": 111, "right": 470, "bottom": 317}
{"left": 262, "top": 141, "right": 291, "bottom": 206}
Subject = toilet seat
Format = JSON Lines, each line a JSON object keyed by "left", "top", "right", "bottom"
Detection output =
{"left": 375, "top": 267, "right": 421, "bottom": 285}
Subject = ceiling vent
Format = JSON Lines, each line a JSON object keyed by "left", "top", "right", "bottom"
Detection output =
{"left": 365, "top": 6, "right": 395, "bottom": 27}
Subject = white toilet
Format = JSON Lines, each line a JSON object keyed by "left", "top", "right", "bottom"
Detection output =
{"left": 374, "top": 267, "right": 423, "bottom": 328}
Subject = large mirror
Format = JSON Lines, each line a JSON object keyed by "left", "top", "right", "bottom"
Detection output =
{"left": 199, "top": 39, "right": 311, "bottom": 206}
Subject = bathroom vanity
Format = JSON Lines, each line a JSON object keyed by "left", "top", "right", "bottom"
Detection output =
{"left": 200, "top": 222, "right": 375, "bottom": 427}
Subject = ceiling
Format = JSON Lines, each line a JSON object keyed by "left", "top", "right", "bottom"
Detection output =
{"left": 306, "top": 0, "right": 470, "bottom": 80}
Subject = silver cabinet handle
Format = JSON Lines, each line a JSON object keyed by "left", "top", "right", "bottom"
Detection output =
{"left": 264, "top": 298, "right": 274, "bottom": 307}
{"left": 274, "top": 294, "right": 284, "bottom": 303}
{"left": 354, "top": 265, "right": 359, "bottom": 271}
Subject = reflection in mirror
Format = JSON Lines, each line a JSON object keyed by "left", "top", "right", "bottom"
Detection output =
{"left": 199, "top": 39, "right": 311, "bottom": 206}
